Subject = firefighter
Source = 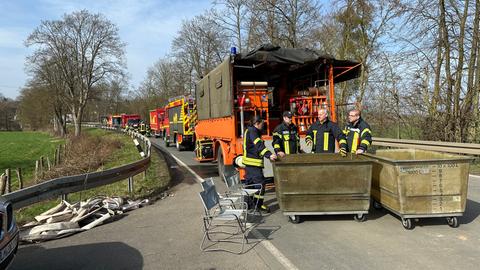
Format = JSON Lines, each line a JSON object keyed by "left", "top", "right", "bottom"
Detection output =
{"left": 145, "top": 124, "right": 152, "bottom": 137}
{"left": 243, "top": 115, "right": 277, "bottom": 212}
{"left": 343, "top": 109, "right": 372, "bottom": 154}
{"left": 305, "top": 108, "right": 347, "bottom": 156}
{"left": 139, "top": 121, "right": 146, "bottom": 135}
{"left": 272, "top": 111, "right": 301, "bottom": 157}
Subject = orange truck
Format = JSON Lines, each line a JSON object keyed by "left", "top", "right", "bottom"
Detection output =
{"left": 194, "top": 45, "right": 361, "bottom": 179}
{"left": 163, "top": 95, "right": 197, "bottom": 151}
{"left": 149, "top": 108, "right": 168, "bottom": 138}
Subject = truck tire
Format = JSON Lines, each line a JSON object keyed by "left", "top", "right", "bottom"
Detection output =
{"left": 217, "top": 146, "right": 234, "bottom": 180}
{"left": 165, "top": 135, "right": 170, "bottom": 147}
{"left": 176, "top": 135, "right": 184, "bottom": 151}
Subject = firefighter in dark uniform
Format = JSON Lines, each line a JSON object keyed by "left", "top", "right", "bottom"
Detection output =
{"left": 272, "top": 111, "right": 300, "bottom": 157}
{"left": 343, "top": 109, "right": 372, "bottom": 154}
{"left": 305, "top": 108, "right": 348, "bottom": 156}
{"left": 243, "top": 115, "right": 277, "bottom": 212}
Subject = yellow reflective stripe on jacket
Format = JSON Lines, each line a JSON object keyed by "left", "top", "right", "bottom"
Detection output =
{"left": 284, "top": 141, "right": 290, "bottom": 154}
{"left": 274, "top": 144, "right": 281, "bottom": 149}
{"left": 323, "top": 132, "right": 329, "bottom": 151}
{"left": 351, "top": 132, "right": 359, "bottom": 153}
{"left": 361, "top": 139, "right": 370, "bottom": 146}
{"left": 361, "top": 128, "right": 371, "bottom": 137}
{"left": 339, "top": 139, "right": 347, "bottom": 145}
{"left": 343, "top": 129, "right": 349, "bottom": 135}
{"left": 273, "top": 132, "right": 281, "bottom": 137}
{"left": 312, "top": 130, "right": 317, "bottom": 147}
{"left": 259, "top": 148, "right": 269, "bottom": 157}
{"left": 254, "top": 137, "right": 261, "bottom": 144}
{"left": 253, "top": 194, "right": 264, "bottom": 199}
{"left": 243, "top": 156, "right": 263, "bottom": 167}
{"left": 243, "top": 129, "right": 248, "bottom": 155}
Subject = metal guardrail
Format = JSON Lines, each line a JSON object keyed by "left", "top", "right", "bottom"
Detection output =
{"left": 373, "top": 137, "right": 480, "bottom": 156}
{"left": 3, "top": 127, "right": 151, "bottom": 209}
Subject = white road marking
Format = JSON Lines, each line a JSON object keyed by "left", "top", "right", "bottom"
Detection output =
{"left": 470, "top": 174, "right": 480, "bottom": 180}
{"left": 168, "top": 150, "right": 298, "bottom": 270}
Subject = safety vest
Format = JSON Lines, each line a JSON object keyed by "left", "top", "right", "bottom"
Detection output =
{"left": 272, "top": 122, "right": 300, "bottom": 154}
{"left": 243, "top": 126, "right": 272, "bottom": 167}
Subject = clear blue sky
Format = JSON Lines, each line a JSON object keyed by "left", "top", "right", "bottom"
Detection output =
{"left": 0, "top": 0, "right": 211, "bottom": 99}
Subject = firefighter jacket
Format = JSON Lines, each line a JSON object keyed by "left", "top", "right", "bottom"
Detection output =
{"left": 343, "top": 117, "right": 372, "bottom": 153}
{"left": 243, "top": 126, "right": 273, "bottom": 167}
{"left": 272, "top": 122, "right": 300, "bottom": 154}
{"left": 305, "top": 119, "right": 347, "bottom": 153}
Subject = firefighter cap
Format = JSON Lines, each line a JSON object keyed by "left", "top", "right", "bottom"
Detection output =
{"left": 283, "top": 111, "right": 293, "bottom": 118}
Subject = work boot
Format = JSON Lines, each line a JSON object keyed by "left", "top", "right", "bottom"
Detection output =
{"left": 260, "top": 204, "right": 270, "bottom": 213}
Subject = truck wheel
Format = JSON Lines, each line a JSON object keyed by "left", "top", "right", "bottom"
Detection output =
{"left": 176, "top": 136, "right": 184, "bottom": 151}
{"left": 165, "top": 136, "right": 170, "bottom": 147}
{"left": 217, "top": 147, "right": 233, "bottom": 180}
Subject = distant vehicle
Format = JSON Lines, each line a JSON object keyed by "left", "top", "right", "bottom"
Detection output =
{"left": 0, "top": 197, "right": 19, "bottom": 269}
{"left": 127, "top": 118, "right": 141, "bottom": 131}
{"left": 163, "top": 96, "right": 196, "bottom": 151}
{"left": 149, "top": 108, "right": 168, "bottom": 138}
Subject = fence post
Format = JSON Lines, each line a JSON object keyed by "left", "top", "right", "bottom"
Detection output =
{"left": 61, "top": 194, "right": 68, "bottom": 202}
{"left": 0, "top": 173, "right": 6, "bottom": 195}
{"left": 47, "top": 156, "right": 51, "bottom": 171}
{"left": 5, "top": 168, "right": 11, "bottom": 193}
{"left": 128, "top": 176, "right": 134, "bottom": 193}
{"left": 35, "top": 160, "right": 40, "bottom": 183}
{"left": 40, "top": 156, "right": 45, "bottom": 177}
{"left": 17, "top": 168, "right": 23, "bottom": 190}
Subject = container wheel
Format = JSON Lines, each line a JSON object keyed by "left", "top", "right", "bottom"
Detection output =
{"left": 402, "top": 218, "right": 414, "bottom": 230}
{"left": 288, "top": 215, "right": 301, "bottom": 224}
{"left": 446, "top": 217, "right": 459, "bottom": 228}
{"left": 373, "top": 200, "right": 382, "bottom": 210}
{"left": 354, "top": 214, "right": 367, "bottom": 222}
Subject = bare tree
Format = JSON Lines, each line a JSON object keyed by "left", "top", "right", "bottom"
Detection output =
{"left": 25, "top": 10, "right": 126, "bottom": 136}
{"left": 172, "top": 13, "right": 226, "bottom": 79}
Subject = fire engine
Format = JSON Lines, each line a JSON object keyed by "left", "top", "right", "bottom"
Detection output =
{"left": 149, "top": 108, "right": 168, "bottom": 138}
{"left": 194, "top": 45, "right": 361, "bottom": 179}
{"left": 163, "top": 96, "right": 197, "bottom": 151}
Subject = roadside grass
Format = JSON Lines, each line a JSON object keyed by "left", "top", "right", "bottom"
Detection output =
{"left": 14, "top": 128, "right": 171, "bottom": 225}
{"left": 0, "top": 131, "right": 64, "bottom": 190}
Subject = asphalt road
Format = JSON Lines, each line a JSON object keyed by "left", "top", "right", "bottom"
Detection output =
{"left": 10, "top": 137, "right": 480, "bottom": 270}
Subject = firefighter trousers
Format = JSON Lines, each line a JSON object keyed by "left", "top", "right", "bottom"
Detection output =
{"left": 244, "top": 166, "right": 273, "bottom": 209}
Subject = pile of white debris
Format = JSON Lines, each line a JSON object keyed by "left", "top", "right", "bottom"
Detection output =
{"left": 20, "top": 196, "right": 150, "bottom": 242}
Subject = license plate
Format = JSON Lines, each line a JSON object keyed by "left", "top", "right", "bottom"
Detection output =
{"left": 0, "top": 234, "right": 18, "bottom": 263}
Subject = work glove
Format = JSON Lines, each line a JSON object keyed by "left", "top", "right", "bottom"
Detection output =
{"left": 339, "top": 148, "right": 347, "bottom": 157}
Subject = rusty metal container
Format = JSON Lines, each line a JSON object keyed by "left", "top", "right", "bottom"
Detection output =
{"left": 364, "top": 149, "right": 474, "bottom": 230}
{"left": 272, "top": 153, "right": 373, "bottom": 223}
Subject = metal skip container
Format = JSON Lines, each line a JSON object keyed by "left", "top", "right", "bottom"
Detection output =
{"left": 272, "top": 153, "right": 373, "bottom": 224}
{"left": 363, "top": 149, "right": 474, "bottom": 230}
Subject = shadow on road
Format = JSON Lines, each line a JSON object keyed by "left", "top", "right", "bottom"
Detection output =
{"left": 11, "top": 242, "right": 143, "bottom": 270}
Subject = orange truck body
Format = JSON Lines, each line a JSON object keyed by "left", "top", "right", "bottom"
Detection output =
{"left": 194, "top": 50, "right": 361, "bottom": 178}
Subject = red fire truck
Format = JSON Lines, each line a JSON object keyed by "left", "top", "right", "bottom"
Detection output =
{"left": 149, "top": 108, "right": 168, "bottom": 138}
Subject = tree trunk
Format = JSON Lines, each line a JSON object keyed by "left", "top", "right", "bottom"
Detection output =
{"left": 452, "top": 0, "right": 469, "bottom": 141}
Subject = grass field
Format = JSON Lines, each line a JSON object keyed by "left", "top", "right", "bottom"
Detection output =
{"left": 0, "top": 131, "right": 64, "bottom": 187}
{"left": 13, "top": 128, "right": 171, "bottom": 224}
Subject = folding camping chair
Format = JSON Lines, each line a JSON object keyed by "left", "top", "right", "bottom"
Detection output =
{"left": 200, "top": 177, "right": 241, "bottom": 208}
{"left": 222, "top": 171, "right": 263, "bottom": 214}
{"left": 198, "top": 184, "right": 251, "bottom": 254}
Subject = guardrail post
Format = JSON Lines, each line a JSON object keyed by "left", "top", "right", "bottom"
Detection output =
{"left": 128, "top": 176, "right": 134, "bottom": 193}
{"left": 61, "top": 194, "right": 68, "bottom": 201}
{"left": 0, "top": 173, "right": 6, "bottom": 195}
